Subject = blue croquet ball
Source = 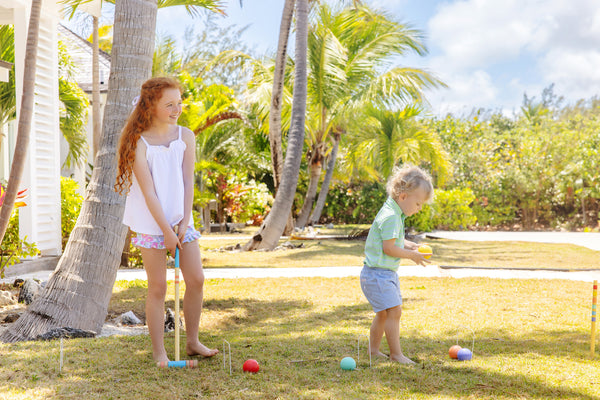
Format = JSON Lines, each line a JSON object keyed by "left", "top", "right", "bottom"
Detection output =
{"left": 457, "top": 348, "right": 472, "bottom": 361}
{"left": 340, "top": 356, "right": 356, "bottom": 370}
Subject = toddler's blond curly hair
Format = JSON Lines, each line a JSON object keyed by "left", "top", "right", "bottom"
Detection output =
{"left": 386, "top": 165, "right": 434, "bottom": 201}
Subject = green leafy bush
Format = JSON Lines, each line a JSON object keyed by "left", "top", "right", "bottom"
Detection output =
{"left": 430, "top": 188, "right": 477, "bottom": 230}
{"left": 0, "top": 212, "right": 38, "bottom": 278}
{"left": 405, "top": 203, "right": 435, "bottom": 232}
{"left": 61, "top": 177, "right": 83, "bottom": 249}
{"left": 321, "top": 182, "right": 386, "bottom": 224}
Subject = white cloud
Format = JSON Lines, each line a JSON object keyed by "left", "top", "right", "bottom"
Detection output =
{"left": 540, "top": 48, "right": 600, "bottom": 100}
{"left": 426, "top": 69, "right": 498, "bottom": 115}
{"left": 425, "top": 0, "right": 600, "bottom": 113}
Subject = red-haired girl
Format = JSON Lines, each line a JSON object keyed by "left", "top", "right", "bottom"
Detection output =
{"left": 115, "top": 77, "right": 218, "bottom": 363}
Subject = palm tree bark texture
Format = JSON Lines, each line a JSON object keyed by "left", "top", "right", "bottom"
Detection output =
{"left": 1, "top": 0, "right": 157, "bottom": 342}
{"left": 244, "top": 0, "right": 308, "bottom": 251}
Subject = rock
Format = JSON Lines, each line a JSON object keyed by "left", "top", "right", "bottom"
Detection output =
{"left": 36, "top": 327, "right": 96, "bottom": 341}
{"left": 0, "top": 290, "right": 15, "bottom": 306}
{"left": 114, "top": 311, "right": 142, "bottom": 326}
{"left": 18, "top": 279, "right": 40, "bottom": 305}
{"left": 326, "top": 223, "right": 334, "bottom": 229}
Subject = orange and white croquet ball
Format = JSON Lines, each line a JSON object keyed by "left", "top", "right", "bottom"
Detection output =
{"left": 449, "top": 345, "right": 462, "bottom": 359}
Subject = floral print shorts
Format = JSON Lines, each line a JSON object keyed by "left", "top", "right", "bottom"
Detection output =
{"left": 131, "top": 226, "right": 201, "bottom": 249}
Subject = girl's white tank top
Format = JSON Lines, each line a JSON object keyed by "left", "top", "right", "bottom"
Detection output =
{"left": 122, "top": 126, "right": 193, "bottom": 235}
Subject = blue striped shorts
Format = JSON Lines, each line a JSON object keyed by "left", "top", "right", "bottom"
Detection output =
{"left": 360, "top": 266, "right": 402, "bottom": 313}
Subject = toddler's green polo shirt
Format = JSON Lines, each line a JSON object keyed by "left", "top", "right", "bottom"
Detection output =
{"left": 364, "top": 196, "right": 406, "bottom": 271}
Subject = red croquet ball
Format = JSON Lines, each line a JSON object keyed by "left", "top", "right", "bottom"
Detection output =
{"left": 243, "top": 359, "right": 260, "bottom": 373}
{"left": 449, "top": 345, "right": 462, "bottom": 359}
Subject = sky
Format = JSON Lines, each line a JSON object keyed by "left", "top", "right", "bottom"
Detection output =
{"left": 65, "top": 0, "right": 600, "bottom": 116}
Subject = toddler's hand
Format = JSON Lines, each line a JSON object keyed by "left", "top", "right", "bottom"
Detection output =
{"left": 409, "top": 250, "right": 430, "bottom": 267}
{"left": 404, "top": 241, "right": 418, "bottom": 251}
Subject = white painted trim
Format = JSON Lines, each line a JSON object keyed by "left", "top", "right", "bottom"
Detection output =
{"left": 14, "top": 1, "right": 63, "bottom": 256}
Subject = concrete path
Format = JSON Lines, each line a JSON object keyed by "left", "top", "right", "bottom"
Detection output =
{"left": 2, "top": 231, "right": 599, "bottom": 284}
{"left": 427, "top": 230, "right": 600, "bottom": 251}
{"left": 3, "top": 263, "right": 600, "bottom": 284}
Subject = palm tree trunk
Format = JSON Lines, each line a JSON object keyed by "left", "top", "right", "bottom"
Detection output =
{"left": 295, "top": 155, "right": 322, "bottom": 228}
{"left": 309, "top": 133, "right": 340, "bottom": 225}
{"left": 269, "top": 0, "right": 294, "bottom": 191}
{"left": 1, "top": 0, "right": 158, "bottom": 343}
{"left": 296, "top": 141, "right": 327, "bottom": 228}
{"left": 244, "top": 0, "right": 308, "bottom": 251}
{"left": 0, "top": 0, "right": 41, "bottom": 246}
{"left": 92, "top": 15, "right": 101, "bottom": 158}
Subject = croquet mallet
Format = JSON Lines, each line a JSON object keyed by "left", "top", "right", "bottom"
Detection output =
{"left": 157, "top": 229, "right": 198, "bottom": 368}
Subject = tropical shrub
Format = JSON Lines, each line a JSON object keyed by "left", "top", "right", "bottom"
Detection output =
{"left": 320, "top": 181, "right": 387, "bottom": 224}
{"left": 61, "top": 177, "right": 83, "bottom": 249}
{"left": 202, "top": 170, "right": 273, "bottom": 225}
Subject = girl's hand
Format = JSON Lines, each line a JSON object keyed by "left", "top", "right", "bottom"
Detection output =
{"left": 176, "top": 221, "right": 187, "bottom": 243}
{"left": 164, "top": 228, "right": 182, "bottom": 256}
{"left": 409, "top": 250, "right": 430, "bottom": 267}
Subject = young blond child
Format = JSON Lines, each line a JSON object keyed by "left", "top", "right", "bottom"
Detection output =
{"left": 115, "top": 77, "right": 218, "bottom": 363}
{"left": 360, "top": 165, "right": 433, "bottom": 364}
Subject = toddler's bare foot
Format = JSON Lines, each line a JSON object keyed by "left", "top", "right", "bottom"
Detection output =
{"left": 186, "top": 342, "right": 219, "bottom": 357}
{"left": 390, "top": 354, "right": 416, "bottom": 364}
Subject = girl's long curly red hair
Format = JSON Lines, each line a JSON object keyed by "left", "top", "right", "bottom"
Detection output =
{"left": 114, "top": 77, "right": 182, "bottom": 194}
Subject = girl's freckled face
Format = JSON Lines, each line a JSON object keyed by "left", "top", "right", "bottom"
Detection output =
{"left": 154, "top": 88, "right": 182, "bottom": 125}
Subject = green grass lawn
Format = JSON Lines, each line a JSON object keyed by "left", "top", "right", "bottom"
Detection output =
{"left": 2, "top": 276, "right": 600, "bottom": 399}
{"left": 201, "top": 236, "right": 600, "bottom": 270}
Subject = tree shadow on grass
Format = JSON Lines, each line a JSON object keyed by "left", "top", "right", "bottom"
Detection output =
{"left": 5, "top": 294, "right": 599, "bottom": 400}
{"left": 203, "top": 298, "right": 600, "bottom": 399}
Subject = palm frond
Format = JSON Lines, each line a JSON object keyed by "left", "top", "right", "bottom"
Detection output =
{"left": 358, "top": 67, "right": 447, "bottom": 107}
{"left": 59, "top": 78, "right": 89, "bottom": 169}
{"left": 0, "top": 25, "right": 16, "bottom": 124}
{"left": 157, "top": 0, "right": 226, "bottom": 16}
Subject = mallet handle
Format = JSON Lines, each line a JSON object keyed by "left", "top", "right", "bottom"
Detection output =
{"left": 174, "top": 246, "right": 180, "bottom": 362}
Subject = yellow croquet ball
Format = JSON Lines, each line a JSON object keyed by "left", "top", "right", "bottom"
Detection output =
{"left": 418, "top": 244, "right": 433, "bottom": 259}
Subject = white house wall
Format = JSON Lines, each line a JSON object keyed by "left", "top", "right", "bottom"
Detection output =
{"left": 12, "top": 1, "right": 62, "bottom": 256}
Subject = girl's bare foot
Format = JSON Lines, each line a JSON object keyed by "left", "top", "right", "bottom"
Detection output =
{"left": 390, "top": 354, "right": 416, "bottom": 364}
{"left": 369, "top": 349, "right": 389, "bottom": 358}
{"left": 186, "top": 342, "right": 219, "bottom": 357}
{"left": 153, "top": 351, "right": 170, "bottom": 364}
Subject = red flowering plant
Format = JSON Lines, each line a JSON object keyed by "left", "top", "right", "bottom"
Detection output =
{"left": 202, "top": 170, "right": 273, "bottom": 227}
{"left": 0, "top": 184, "right": 38, "bottom": 278}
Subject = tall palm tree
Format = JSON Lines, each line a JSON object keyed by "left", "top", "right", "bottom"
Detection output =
{"left": 0, "top": 0, "right": 42, "bottom": 252}
{"left": 294, "top": 3, "right": 445, "bottom": 228}
{"left": 269, "top": 0, "right": 294, "bottom": 191}
{"left": 244, "top": 0, "right": 308, "bottom": 251}
{"left": 1, "top": 0, "right": 223, "bottom": 343}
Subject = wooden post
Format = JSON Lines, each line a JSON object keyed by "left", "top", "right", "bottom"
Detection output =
{"left": 591, "top": 280, "right": 597, "bottom": 357}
